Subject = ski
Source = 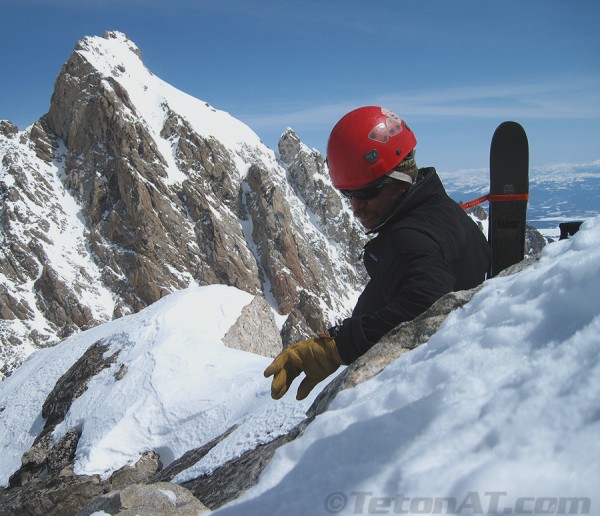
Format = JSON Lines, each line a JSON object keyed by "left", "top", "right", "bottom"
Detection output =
{"left": 488, "top": 121, "right": 529, "bottom": 277}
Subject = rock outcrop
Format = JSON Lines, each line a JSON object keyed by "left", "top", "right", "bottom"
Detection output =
{"left": 0, "top": 255, "right": 540, "bottom": 514}
{"left": 222, "top": 295, "right": 282, "bottom": 357}
{"left": 79, "top": 482, "right": 209, "bottom": 515}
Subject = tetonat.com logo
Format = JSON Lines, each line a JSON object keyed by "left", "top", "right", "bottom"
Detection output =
{"left": 323, "top": 491, "right": 592, "bottom": 515}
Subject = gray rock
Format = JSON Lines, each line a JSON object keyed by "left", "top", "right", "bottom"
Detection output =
{"left": 109, "top": 451, "right": 163, "bottom": 492}
{"left": 41, "top": 339, "right": 119, "bottom": 432}
{"left": 222, "top": 296, "right": 283, "bottom": 357}
{"left": 0, "top": 472, "right": 105, "bottom": 515}
{"left": 78, "top": 482, "right": 209, "bottom": 515}
{"left": 150, "top": 424, "right": 239, "bottom": 484}
{"left": 181, "top": 423, "right": 307, "bottom": 509}
{"left": 7, "top": 338, "right": 120, "bottom": 489}
{"left": 280, "top": 307, "right": 313, "bottom": 348}
{"left": 308, "top": 289, "right": 483, "bottom": 418}
{"left": 0, "top": 120, "right": 19, "bottom": 138}
{"left": 526, "top": 224, "right": 547, "bottom": 257}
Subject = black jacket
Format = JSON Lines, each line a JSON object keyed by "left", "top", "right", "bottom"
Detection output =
{"left": 334, "top": 167, "right": 490, "bottom": 364}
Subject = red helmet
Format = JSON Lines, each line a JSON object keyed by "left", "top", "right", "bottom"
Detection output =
{"left": 326, "top": 106, "right": 417, "bottom": 190}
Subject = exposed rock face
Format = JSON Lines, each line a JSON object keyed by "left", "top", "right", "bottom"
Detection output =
{"left": 180, "top": 425, "right": 307, "bottom": 509}
{"left": 526, "top": 224, "right": 547, "bottom": 257}
{"left": 34, "top": 264, "right": 96, "bottom": 339}
{"left": 0, "top": 120, "right": 19, "bottom": 138}
{"left": 222, "top": 295, "right": 282, "bottom": 357}
{"left": 0, "top": 31, "right": 367, "bottom": 378}
{"left": 279, "top": 129, "right": 367, "bottom": 258}
{"left": 7, "top": 339, "right": 120, "bottom": 489}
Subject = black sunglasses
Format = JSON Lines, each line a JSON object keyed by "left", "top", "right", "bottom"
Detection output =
{"left": 341, "top": 183, "right": 387, "bottom": 201}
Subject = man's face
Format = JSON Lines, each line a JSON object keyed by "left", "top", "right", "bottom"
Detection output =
{"left": 349, "top": 181, "right": 409, "bottom": 230}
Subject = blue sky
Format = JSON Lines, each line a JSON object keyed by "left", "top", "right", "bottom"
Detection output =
{"left": 1, "top": 0, "right": 599, "bottom": 173}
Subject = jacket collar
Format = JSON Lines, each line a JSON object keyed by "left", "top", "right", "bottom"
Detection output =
{"left": 366, "top": 167, "right": 439, "bottom": 235}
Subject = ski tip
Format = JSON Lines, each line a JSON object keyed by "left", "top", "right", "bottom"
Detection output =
{"left": 495, "top": 120, "right": 526, "bottom": 134}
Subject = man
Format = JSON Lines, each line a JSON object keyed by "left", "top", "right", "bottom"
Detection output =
{"left": 264, "top": 106, "right": 490, "bottom": 400}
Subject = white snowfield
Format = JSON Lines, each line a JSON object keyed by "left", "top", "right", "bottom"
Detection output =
{"left": 1, "top": 217, "right": 599, "bottom": 516}
{"left": 0, "top": 285, "right": 321, "bottom": 487}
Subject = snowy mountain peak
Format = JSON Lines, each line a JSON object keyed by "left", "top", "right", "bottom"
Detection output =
{"left": 1, "top": 28, "right": 598, "bottom": 516}
{"left": 78, "top": 31, "right": 142, "bottom": 59}
{"left": 69, "top": 30, "right": 267, "bottom": 167}
{"left": 1, "top": 32, "right": 367, "bottom": 378}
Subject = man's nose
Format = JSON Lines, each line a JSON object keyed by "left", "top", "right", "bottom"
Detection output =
{"left": 350, "top": 196, "right": 367, "bottom": 210}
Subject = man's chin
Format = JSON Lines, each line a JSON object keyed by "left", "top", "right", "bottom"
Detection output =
{"left": 357, "top": 215, "right": 379, "bottom": 230}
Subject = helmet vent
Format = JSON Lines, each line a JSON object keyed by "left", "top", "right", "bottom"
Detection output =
{"left": 364, "top": 149, "right": 379, "bottom": 164}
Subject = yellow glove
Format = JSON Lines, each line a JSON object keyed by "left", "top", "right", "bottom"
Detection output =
{"left": 264, "top": 334, "right": 344, "bottom": 400}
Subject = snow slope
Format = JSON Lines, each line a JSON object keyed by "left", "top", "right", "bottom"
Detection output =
{"left": 1, "top": 221, "right": 598, "bottom": 514}
{"left": 0, "top": 285, "right": 323, "bottom": 486}
{"left": 216, "top": 217, "right": 600, "bottom": 515}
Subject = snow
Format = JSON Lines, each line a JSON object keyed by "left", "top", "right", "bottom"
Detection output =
{"left": 0, "top": 285, "right": 323, "bottom": 486}
{"left": 1, "top": 217, "right": 599, "bottom": 513}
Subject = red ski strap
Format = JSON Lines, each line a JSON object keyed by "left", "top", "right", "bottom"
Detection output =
{"left": 460, "top": 193, "right": 529, "bottom": 210}
{"left": 460, "top": 194, "right": 490, "bottom": 210}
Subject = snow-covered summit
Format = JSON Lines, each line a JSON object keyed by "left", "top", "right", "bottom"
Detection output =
{"left": 74, "top": 31, "right": 269, "bottom": 170}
